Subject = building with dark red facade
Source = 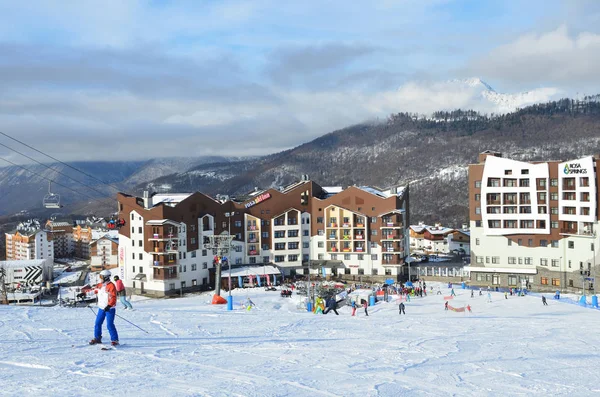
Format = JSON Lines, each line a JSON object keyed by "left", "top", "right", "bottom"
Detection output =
{"left": 117, "top": 177, "right": 409, "bottom": 296}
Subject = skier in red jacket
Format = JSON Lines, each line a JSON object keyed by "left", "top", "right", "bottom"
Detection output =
{"left": 113, "top": 275, "right": 133, "bottom": 310}
{"left": 89, "top": 270, "right": 119, "bottom": 346}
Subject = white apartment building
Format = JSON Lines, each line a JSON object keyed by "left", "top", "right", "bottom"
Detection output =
{"left": 5, "top": 229, "right": 53, "bottom": 261}
{"left": 468, "top": 151, "right": 599, "bottom": 292}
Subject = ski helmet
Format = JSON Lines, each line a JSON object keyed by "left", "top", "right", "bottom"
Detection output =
{"left": 99, "top": 270, "right": 111, "bottom": 282}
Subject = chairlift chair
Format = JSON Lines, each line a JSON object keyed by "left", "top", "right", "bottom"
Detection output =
{"left": 43, "top": 181, "right": 62, "bottom": 209}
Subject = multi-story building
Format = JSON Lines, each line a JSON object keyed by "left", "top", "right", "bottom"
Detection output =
{"left": 90, "top": 235, "right": 119, "bottom": 272}
{"left": 5, "top": 230, "right": 53, "bottom": 261}
{"left": 73, "top": 225, "right": 93, "bottom": 258}
{"left": 116, "top": 178, "right": 409, "bottom": 297}
{"left": 45, "top": 220, "right": 74, "bottom": 258}
{"left": 409, "top": 223, "right": 468, "bottom": 255}
{"left": 469, "top": 150, "right": 599, "bottom": 292}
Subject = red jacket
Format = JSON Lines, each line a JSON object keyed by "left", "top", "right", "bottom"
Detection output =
{"left": 94, "top": 282, "right": 117, "bottom": 308}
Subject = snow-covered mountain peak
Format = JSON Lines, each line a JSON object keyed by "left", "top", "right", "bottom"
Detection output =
{"left": 396, "top": 77, "right": 561, "bottom": 115}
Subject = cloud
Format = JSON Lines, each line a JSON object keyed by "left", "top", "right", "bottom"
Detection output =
{"left": 469, "top": 26, "right": 600, "bottom": 91}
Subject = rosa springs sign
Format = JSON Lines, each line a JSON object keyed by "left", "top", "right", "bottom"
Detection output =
{"left": 563, "top": 163, "right": 587, "bottom": 175}
{"left": 244, "top": 192, "right": 271, "bottom": 209}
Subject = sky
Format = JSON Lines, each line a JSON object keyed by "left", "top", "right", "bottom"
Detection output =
{"left": 2, "top": 282, "right": 600, "bottom": 396}
{"left": 0, "top": 0, "right": 599, "bottom": 162}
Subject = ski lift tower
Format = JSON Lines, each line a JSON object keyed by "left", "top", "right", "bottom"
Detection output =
{"left": 203, "top": 232, "right": 235, "bottom": 300}
{"left": 0, "top": 265, "right": 8, "bottom": 305}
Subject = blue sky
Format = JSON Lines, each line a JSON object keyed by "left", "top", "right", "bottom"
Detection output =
{"left": 0, "top": 0, "right": 598, "bottom": 161}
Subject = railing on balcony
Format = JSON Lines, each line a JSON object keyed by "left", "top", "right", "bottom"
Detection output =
{"left": 382, "top": 260, "right": 401, "bottom": 265}
{"left": 247, "top": 225, "right": 257, "bottom": 230}
{"left": 341, "top": 235, "right": 351, "bottom": 240}
{"left": 202, "top": 225, "right": 212, "bottom": 231}
{"left": 248, "top": 239, "right": 258, "bottom": 243}
{"left": 562, "top": 183, "right": 576, "bottom": 191}
{"left": 327, "top": 223, "right": 338, "bottom": 228}
{"left": 355, "top": 246, "right": 364, "bottom": 252}
{"left": 329, "top": 247, "right": 338, "bottom": 252}
{"left": 328, "top": 234, "right": 337, "bottom": 240}
{"left": 249, "top": 250, "right": 258, "bottom": 255}
{"left": 354, "top": 234, "right": 364, "bottom": 240}
{"left": 560, "top": 228, "right": 578, "bottom": 235}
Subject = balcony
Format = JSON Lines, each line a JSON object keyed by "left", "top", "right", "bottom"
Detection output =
{"left": 248, "top": 239, "right": 258, "bottom": 243}
{"left": 149, "top": 233, "right": 177, "bottom": 241}
{"left": 327, "top": 223, "right": 338, "bottom": 228}
{"left": 341, "top": 235, "right": 351, "bottom": 241}
{"left": 355, "top": 223, "right": 365, "bottom": 228}
{"left": 382, "top": 234, "right": 403, "bottom": 240}
{"left": 248, "top": 250, "right": 258, "bottom": 256}
{"left": 355, "top": 246, "right": 364, "bottom": 252}
{"left": 354, "top": 234, "right": 364, "bottom": 240}
{"left": 328, "top": 247, "right": 338, "bottom": 253}
{"left": 382, "top": 260, "right": 402, "bottom": 265}
{"left": 153, "top": 269, "right": 178, "bottom": 280}
{"left": 247, "top": 225, "right": 257, "bottom": 231}
{"left": 153, "top": 258, "right": 177, "bottom": 267}
{"left": 328, "top": 234, "right": 337, "bottom": 240}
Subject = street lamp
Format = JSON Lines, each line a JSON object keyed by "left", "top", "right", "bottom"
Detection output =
{"left": 225, "top": 212, "right": 235, "bottom": 311}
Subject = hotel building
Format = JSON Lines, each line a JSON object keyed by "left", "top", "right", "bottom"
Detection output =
{"left": 116, "top": 178, "right": 409, "bottom": 297}
{"left": 468, "top": 151, "right": 599, "bottom": 292}
{"left": 5, "top": 229, "right": 54, "bottom": 261}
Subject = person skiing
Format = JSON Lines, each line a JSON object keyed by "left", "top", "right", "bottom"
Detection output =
{"left": 444, "top": 301, "right": 449, "bottom": 311}
{"left": 487, "top": 292, "right": 492, "bottom": 303}
{"left": 399, "top": 302, "right": 405, "bottom": 315}
{"left": 323, "top": 297, "right": 339, "bottom": 315}
{"left": 113, "top": 275, "right": 133, "bottom": 310}
{"left": 542, "top": 296, "right": 548, "bottom": 306}
{"left": 363, "top": 299, "right": 369, "bottom": 316}
{"left": 479, "top": 290, "right": 482, "bottom": 296}
{"left": 471, "top": 290, "right": 474, "bottom": 298}
{"left": 89, "top": 270, "right": 119, "bottom": 346}
{"left": 504, "top": 292, "right": 508, "bottom": 300}
{"left": 351, "top": 300, "right": 357, "bottom": 316}
{"left": 245, "top": 297, "right": 255, "bottom": 311}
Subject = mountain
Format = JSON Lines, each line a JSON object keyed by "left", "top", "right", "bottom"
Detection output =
{"left": 0, "top": 156, "right": 232, "bottom": 217}
{"left": 403, "top": 78, "right": 561, "bottom": 115}
{"left": 140, "top": 97, "right": 600, "bottom": 227}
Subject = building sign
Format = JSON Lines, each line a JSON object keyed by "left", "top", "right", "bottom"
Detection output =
{"left": 244, "top": 192, "right": 271, "bottom": 209}
{"left": 119, "top": 246, "right": 125, "bottom": 266}
{"left": 563, "top": 163, "right": 587, "bottom": 175}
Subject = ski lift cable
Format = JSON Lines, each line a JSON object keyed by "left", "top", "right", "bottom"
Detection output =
{"left": 0, "top": 141, "right": 112, "bottom": 198}
{"left": 0, "top": 130, "right": 126, "bottom": 194}
{"left": 0, "top": 156, "right": 111, "bottom": 205}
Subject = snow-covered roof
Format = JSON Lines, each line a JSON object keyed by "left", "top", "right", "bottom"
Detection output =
{"left": 0, "top": 259, "right": 50, "bottom": 268}
{"left": 152, "top": 193, "right": 193, "bottom": 207}
{"left": 410, "top": 225, "right": 427, "bottom": 233}
{"left": 47, "top": 221, "right": 72, "bottom": 228}
{"left": 427, "top": 227, "right": 455, "bottom": 235}
{"left": 280, "top": 180, "right": 310, "bottom": 194}
{"left": 223, "top": 265, "right": 282, "bottom": 277}
{"left": 145, "top": 219, "right": 181, "bottom": 226}
{"left": 465, "top": 267, "right": 537, "bottom": 274}
{"left": 91, "top": 229, "right": 119, "bottom": 241}
{"left": 357, "top": 186, "right": 387, "bottom": 198}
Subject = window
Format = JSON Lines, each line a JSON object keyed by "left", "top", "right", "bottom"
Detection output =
{"left": 138, "top": 253, "right": 143, "bottom": 260}
{"left": 132, "top": 253, "right": 135, "bottom": 259}
{"left": 550, "top": 178, "right": 558, "bottom": 187}
{"left": 274, "top": 243, "right": 285, "bottom": 250}
{"left": 288, "top": 255, "right": 298, "bottom": 262}
{"left": 331, "top": 254, "right": 337, "bottom": 260}
{"left": 371, "top": 217, "right": 377, "bottom": 223}
{"left": 138, "top": 227, "right": 142, "bottom": 234}
{"left": 288, "top": 242, "right": 299, "bottom": 250}
{"left": 540, "top": 258, "right": 548, "bottom": 266}
{"left": 504, "top": 170, "right": 512, "bottom": 175}
{"left": 508, "top": 257, "right": 516, "bottom": 264}
{"left": 476, "top": 256, "right": 483, "bottom": 264}
{"left": 568, "top": 241, "right": 574, "bottom": 249}
{"left": 191, "top": 264, "right": 197, "bottom": 271}
{"left": 521, "top": 169, "right": 529, "bottom": 175}
{"left": 540, "top": 240, "right": 547, "bottom": 247}
{"left": 202, "top": 249, "right": 207, "bottom": 256}
{"left": 249, "top": 257, "right": 256, "bottom": 264}
{"left": 274, "top": 231, "right": 285, "bottom": 238}
{"left": 551, "top": 221, "right": 559, "bottom": 229}
{"left": 550, "top": 240, "right": 558, "bottom": 248}
{"left": 488, "top": 220, "right": 501, "bottom": 228}
{"left": 234, "top": 220, "right": 241, "bottom": 228}
{"left": 537, "top": 178, "right": 546, "bottom": 188}
{"left": 475, "top": 220, "right": 482, "bottom": 227}
{"left": 344, "top": 254, "right": 351, "bottom": 260}
{"left": 318, "top": 254, "right": 324, "bottom": 260}
{"left": 551, "top": 259, "right": 559, "bottom": 267}
{"left": 203, "top": 262, "right": 207, "bottom": 269}
{"left": 475, "top": 238, "right": 480, "bottom": 245}
{"left": 524, "top": 257, "right": 533, "bottom": 265}
{"left": 132, "top": 240, "right": 135, "bottom": 247}
{"left": 519, "top": 179, "right": 529, "bottom": 187}
{"left": 552, "top": 278, "right": 560, "bottom": 286}
{"left": 371, "top": 255, "right": 378, "bottom": 260}
{"left": 486, "top": 256, "right": 490, "bottom": 264}
{"left": 580, "top": 177, "right": 590, "bottom": 187}
{"left": 358, "top": 254, "right": 364, "bottom": 260}
{"left": 317, "top": 217, "right": 323, "bottom": 223}
{"left": 303, "top": 242, "right": 309, "bottom": 249}
{"left": 288, "top": 230, "right": 299, "bottom": 238}
{"left": 508, "top": 275, "right": 517, "bottom": 286}
{"left": 131, "top": 226, "right": 134, "bottom": 234}
{"left": 592, "top": 243, "right": 595, "bottom": 252}
{"left": 488, "top": 178, "right": 501, "bottom": 187}
{"left": 371, "top": 229, "right": 377, "bottom": 235}
{"left": 475, "top": 194, "right": 481, "bottom": 201}
{"left": 318, "top": 230, "right": 324, "bottom": 236}
{"left": 475, "top": 180, "right": 481, "bottom": 188}
{"left": 528, "top": 239, "right": 533, "bottom": 247}
{"left": 139, "top": 266, "right": 143, "bottom": 273}
{"left": 568, "top": 260, "right": 571, "bottom": 268}
{"left": 492, "top": 257, "right": 500, "bottom": 264}
{"left": 303, "top": 230, "right": 309, "bottom": 236}
{"left": 475, "top": 207, "right": 481, "bottom": 214}
{"left": 318, "top": 241, "right": 324, "bottom": 248}
{"left": 263, "top": 256, "right": 270, "bottom": 263}
{"left": 274, "top": 256, "right": 285, "bottom": 263}
{"left": 550, "top": 192, "right": 558, "bottom": 201}
{"left": 508, "top": 239, "right": 512, "bottom": 246}
{"left": 131, "top": 213, "right": 134, "bottom": 220}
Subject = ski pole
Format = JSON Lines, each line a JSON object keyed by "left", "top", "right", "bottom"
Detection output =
{"left": 87, "top": 306, "right": 149, "bottom": 334}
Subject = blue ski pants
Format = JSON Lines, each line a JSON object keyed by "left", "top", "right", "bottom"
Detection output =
{"left": 95, "top": 308, "right": 119, "bottom": 342}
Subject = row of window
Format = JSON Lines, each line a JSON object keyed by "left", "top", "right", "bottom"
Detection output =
{"left": 475, "top": 176, "right": 590, "bottom": 189}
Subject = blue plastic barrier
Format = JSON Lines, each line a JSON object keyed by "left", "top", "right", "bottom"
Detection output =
{"left": 238, "top": 276, "right": 243, "bottom": 288}
{"left": 592, "top": 296, "right": 598, "bottom": 308}
{"left": 579, "top": 295, "right": 587, "bottom": 306}
{"left": 369, "top": 295, "right": 375, "bottom": 306}
{"left": 307, "top": 302, "right": 313, "bottom": 312}
{"left": 461, "top": 282, "right": 466, "bottom": 289}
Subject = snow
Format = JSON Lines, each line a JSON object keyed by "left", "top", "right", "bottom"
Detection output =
{"left": 1, "top": 283, "right": 600, "bottom": 396}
